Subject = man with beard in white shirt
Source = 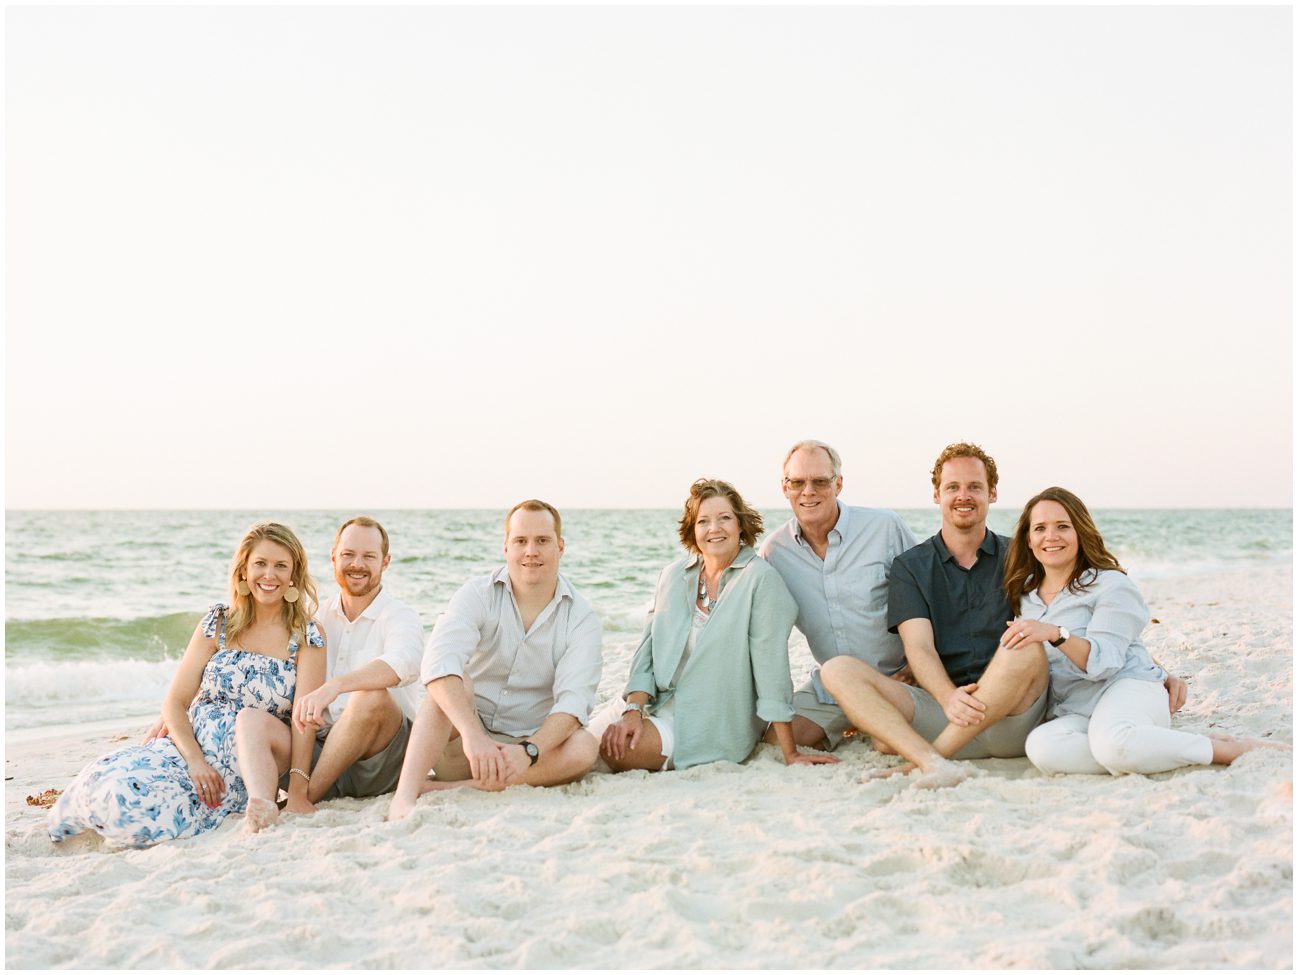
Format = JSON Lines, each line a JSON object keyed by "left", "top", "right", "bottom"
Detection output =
{"left": 288, "top": 516, "right": 423, "bottom": 803}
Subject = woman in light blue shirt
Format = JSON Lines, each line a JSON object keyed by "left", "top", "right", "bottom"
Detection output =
{"left": 594, "top": 479, "right": 838, "bottom": 772}
{"left": 1000, "top": 487, "right": 1275, "bottom": 775}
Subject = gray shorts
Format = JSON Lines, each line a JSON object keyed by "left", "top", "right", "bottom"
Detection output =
{"left": 906, "top": 683, "right": 1048, "bottom": 759}
{"left": 280, "top": 716, "right": 412, "bottom": 800}
{"left": 791, "top": 678, "right": 857, "bottom": 751}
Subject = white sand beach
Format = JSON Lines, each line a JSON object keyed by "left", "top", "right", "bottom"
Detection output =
{"left": 6, "top": 565, "right": 1292, "bottom": 969}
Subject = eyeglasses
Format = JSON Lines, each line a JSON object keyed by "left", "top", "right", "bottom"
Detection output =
{"left": 783, "top": 477, "right": 837, "bottom": 492}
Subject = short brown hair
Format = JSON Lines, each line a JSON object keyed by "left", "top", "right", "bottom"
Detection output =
{"left": 930, "top": 442, "right": 999, "bottom": 492}
{"left": 334, "top": 516, "right": 390, "bottom": 557}
{"left": 505, "top": 499, "right": 562, "bottom": 539}
{"left": 677, "top": 478, "right": 764, "bottom": 553}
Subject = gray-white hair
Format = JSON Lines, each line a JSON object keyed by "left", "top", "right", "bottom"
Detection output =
{"left": 782, "top": 439, "right": 842, "bottom": 476}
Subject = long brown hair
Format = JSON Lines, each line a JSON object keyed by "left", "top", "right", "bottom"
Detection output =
{"left": 1003, "top": 487, "right": 1124, "bottom": 609}
{"left": 225, "top": 522, "right": 318, "bottom": 646}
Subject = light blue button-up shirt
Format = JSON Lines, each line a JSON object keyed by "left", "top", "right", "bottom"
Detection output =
{"left": 1019, "top": 568, "right": 1164, "bottom": 719}
{"left": 760, "top": 502, "right": 917, "bottom": 683}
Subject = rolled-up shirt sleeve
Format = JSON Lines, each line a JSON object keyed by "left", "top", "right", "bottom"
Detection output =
{"left": 378, "top": 605, "right": 425, "bottom": 687}
{"left": 1081, "top": 576, "right": 1151, "bottom": 682}
{"left": 549, "top": 605, "right": 604, "bottom": 724}
{"left": 749, "top": 567, "right": 797, "bottom": 724}
{"left": 420, "top": 582, "right": 487, "bottom": 685}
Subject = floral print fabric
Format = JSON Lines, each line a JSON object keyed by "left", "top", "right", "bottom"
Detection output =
{"left": 47, "top": 604, "right": 322, "bottom": 849}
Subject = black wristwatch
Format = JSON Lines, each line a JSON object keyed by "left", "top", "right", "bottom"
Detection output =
{"left": 520, "top": 740, "right": 540, "bottom": 766}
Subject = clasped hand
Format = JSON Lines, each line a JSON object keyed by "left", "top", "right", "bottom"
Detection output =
{"left": 462, "top": 733, "right": 530, "bottom": 790}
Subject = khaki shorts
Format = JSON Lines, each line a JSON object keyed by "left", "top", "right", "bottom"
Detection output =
{"left": 906, "top": 683, "right": 1048, "bottom": 759}
{"left": 279, "top": 716, "right": 411, "bottom": 800}
{"left": 791, "top": 678, "right": 857, "bottom": 751}
{"left": 433, "top": 727, "right": 529, "bottom": 782}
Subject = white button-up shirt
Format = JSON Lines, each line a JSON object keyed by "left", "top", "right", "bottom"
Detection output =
{"left": 420, "top": 567, "right": 603, "bottom": 737}
{"left": 316, "top": 588, "right": 425, "bottom": 726}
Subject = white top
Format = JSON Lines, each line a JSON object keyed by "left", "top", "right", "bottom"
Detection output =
{"left": 316, "top": 588, "right": 425, "bottom": 726}
{"left": 1019, "top": 568, "right": 1165, "bottom": 719}
{"left": 420, "top": 567, "right": 603, "bottom": 737}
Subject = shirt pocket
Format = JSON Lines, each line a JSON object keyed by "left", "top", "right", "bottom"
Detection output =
{"left": 845, "top": 563, "right": 888, "bottom": 611}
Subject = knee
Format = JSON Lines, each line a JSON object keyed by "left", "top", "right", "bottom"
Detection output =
{"left": 343, "top": 689, "right": 394, "bottom": 725}
{"left": 1024, "top": 726, "right": 1065, "bottom": 775}
{"left": 566, "top": 729, "right": 599, "bottom": 770}
{"left": 235, "top": 707, "right": 271, "bottom": 736}
{"left": 1088, "top": 720, "right": 1139, "bottom": 774}
{"left": 997, "top": 642, "right": 1048, "bottom": 684}
{"left": 820, "top": 655, "right": 866, "bottom": 693}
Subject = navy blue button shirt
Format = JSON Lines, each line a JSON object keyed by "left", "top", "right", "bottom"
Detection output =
{"left": 886, "top": 529, "right": 1012, "bottom": 687}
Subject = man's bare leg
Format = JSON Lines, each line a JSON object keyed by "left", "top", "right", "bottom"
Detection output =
{"left": 308, "top": 689, "right": 404, "bottom": 803}
{"left": 387, "top": 686, "right": 460, "bottom": 821}
{"left": 928, "top": 643, "right": 1048, "bottom": 759}
{"left": 817, "top": 655, "right": 957, "bottom": 778}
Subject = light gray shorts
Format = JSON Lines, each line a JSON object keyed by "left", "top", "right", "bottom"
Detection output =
{"left": 281, "top": 716, "right": 411, "bottom": 800}
{"left": 906, "top": 683, "right": 1049, "bottom": 759}
{"left": 791, "top": 676, "right": 857, "bottom": 751}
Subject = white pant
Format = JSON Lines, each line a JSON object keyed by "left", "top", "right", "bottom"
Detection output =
{"left": 1025, "top": 678, "right": 1214, "bottom": 775}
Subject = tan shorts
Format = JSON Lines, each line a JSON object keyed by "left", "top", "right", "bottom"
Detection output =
{"left": 791, "top": 678, "right": 857, "bottom": 751}
{"left": 433, "top": 727, "right": 529, "bottom": 782}
{"left": 905, "top": 684, "right": 1049, "bottom": 759}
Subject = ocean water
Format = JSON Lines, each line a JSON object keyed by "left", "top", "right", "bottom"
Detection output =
{"left": 5, "top": 507, "right": 1291, "bottom": 731}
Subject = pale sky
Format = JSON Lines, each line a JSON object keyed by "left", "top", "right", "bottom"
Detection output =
{"left": 6, "top": 5, "right": 1291, "bottom": 510}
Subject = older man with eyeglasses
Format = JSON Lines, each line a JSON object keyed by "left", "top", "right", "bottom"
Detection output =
{"left": 760, "top": 439, "right": 918, "bottom": 753}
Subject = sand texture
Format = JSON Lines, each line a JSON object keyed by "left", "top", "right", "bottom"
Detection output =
{"left": 5, "top": 566, "right": 1292, "bottom": 969}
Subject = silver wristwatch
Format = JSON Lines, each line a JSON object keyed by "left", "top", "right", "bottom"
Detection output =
{"left": 1050, "top": 626, "right": 1070, "bottom": 648}
{"left": 621, "top": 701, "right": 650, "bottom": 719}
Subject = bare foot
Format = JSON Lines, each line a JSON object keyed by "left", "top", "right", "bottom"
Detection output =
{"left": 861, "top": 762, "right": 916, "bottom": 783}
{"left": 1211, "top": 736, "right": 1292, "bottom": 765}
{"left": 245, "top": 797, "right": 280, "bottom": 833}
{"left": 912, "top": 758, "right": 976, "bottom": 790}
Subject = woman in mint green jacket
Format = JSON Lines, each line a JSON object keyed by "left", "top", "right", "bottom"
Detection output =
{"left": 597, "top": 479, "right": 839, "bottom": 772}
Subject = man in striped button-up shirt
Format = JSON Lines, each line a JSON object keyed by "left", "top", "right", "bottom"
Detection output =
{"left": 388, "top": 500, "right": 602, "bottom": 821}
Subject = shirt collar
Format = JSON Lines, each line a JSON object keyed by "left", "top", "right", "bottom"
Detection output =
{"left": 794, "top": 500, "right": 848, "bottom": 547}
{"left": 358, "top": 586, "right": 390, "bottom": 620}
{"left": 686, "top": 545, "right": 757, "bottom": 572}
{"left": 323, "top": 586, "right": 390, "bottom": 621}
{"left": 492, "top": 564, "right": 573, "bottom": 602}
{"left": 933, "top": 527, "right": 999, "bottom": 564}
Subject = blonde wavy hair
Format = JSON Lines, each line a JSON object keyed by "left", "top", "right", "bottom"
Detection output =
{"left": 225, "top": 522, "right": 318, "bottom": 647}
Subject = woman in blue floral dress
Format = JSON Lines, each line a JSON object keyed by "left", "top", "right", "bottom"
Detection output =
{"left": 48, "top": 522, "right": 327, "bottom": 848}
